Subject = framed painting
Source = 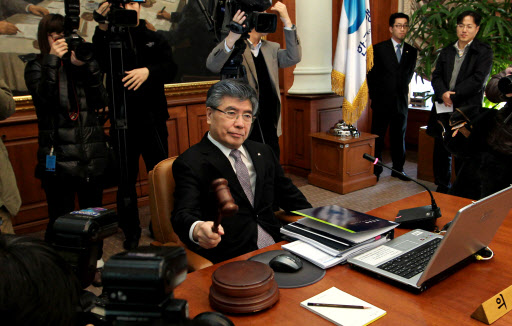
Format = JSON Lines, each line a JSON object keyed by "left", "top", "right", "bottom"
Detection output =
{"left": 0, "top": 0, "right": 221, "bottom": 100}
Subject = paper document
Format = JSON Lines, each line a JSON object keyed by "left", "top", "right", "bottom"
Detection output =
{"left": 301, "top": 287, "right": 386, "bottom": 326}
{"left": 282, "top": 237, "right": 390, "bottom": 269}
{"left": 435, "top": 101, "right": 454, "bottom": 114}
{"left": 11, "top": 24, "right": 38, "bottom": 40}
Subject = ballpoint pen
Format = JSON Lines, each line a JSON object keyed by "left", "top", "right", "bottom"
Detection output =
{"left": 307, "top": 303, "right": 370, "bottom": 309}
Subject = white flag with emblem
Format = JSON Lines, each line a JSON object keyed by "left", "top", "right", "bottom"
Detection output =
{"left": 332, "top": 0, "right": 373, "bottom": 124}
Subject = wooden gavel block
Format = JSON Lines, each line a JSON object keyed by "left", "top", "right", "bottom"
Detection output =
{"left": 211, "top": 178, "right": 239, "bottom": 233}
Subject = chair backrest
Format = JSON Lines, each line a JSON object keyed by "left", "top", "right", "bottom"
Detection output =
{"left": 148, "top": 157, "right": 183, "bottom": 245}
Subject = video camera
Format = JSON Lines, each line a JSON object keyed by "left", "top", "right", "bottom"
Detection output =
{"left": 64, "top": 0, "right": 95, "bottom": 61}
{"left": 51, "top": 207, "right": 118, "bottom": 288}
{"left": 498, "top": 75, "right": 512, "bottom": 96}
{"left": 226, "top": 0, "right": 277, "bottom": 34}
{"left": 93, "top": 0, "right": 146, "bottom": 28}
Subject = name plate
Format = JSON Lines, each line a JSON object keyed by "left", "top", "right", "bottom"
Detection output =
{"left": 472, "top": 285, "right": 512, "bottom": 324}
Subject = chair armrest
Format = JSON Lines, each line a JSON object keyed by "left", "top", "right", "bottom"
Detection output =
{"left": 275, "top": 210, "right": 301, "bottom": 224}
{"left": 159, "top": 242, "right": 213, "bottom": 272}
{"left": 183, "top": 248, "right": 214, "bottom": 272}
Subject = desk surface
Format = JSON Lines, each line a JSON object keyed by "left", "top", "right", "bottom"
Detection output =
{"left": 174, "top": 192, "right": 512, "bottom": 325}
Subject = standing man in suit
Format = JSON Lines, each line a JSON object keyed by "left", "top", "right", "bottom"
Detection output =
{"left": 367, "top": 13, "right": 417, "bottom": 181}
{"left": 427, "top": 10, "right": 492, "bottom": 197}
{"left": 171, "top": 79, "right": 311, "bottom": 263}
{"left": 206, "top": 1, "right": 301, "bottom": 160}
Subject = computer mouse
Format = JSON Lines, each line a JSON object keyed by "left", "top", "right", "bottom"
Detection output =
{"left": 269, "top": 253, "right": 303, "bottom": 273}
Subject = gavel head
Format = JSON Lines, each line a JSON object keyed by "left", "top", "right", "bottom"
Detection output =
{"left": 211, "top": 178, "right": 239, "bottom": 217}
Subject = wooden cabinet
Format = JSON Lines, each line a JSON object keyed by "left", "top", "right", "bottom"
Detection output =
{"left": 285, "top": 94, "right": 343, "bottom": 175}
{"left": 308, "top": 132, "right": 378, "bottom": 194}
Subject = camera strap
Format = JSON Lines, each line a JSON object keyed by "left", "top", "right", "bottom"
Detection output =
{"left": 59, "top": 63, "right": 81, "bottom": 121}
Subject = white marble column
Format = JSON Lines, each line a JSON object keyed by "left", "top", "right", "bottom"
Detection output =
{"left": 288, "top": 0, "right": 333, "bottom": 94}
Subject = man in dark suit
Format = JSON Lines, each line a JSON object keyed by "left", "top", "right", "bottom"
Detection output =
{"left": 427, "top": 10, "right": 492, "bottom": 198}
{"left": 367, "top": 13, "right": 417, "bottom": 181}
{"left": 171, "top": 79, "right": 311, "bottom": 263}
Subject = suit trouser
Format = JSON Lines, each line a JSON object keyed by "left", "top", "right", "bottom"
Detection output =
{"left": 433, "top": 137, "right": 452, "bottom": 191}
{"left": 112, "top": 122, "right": 168, "bottom": 240}
{"left": 371, "top": 107, "right": 408, "bottom": 175}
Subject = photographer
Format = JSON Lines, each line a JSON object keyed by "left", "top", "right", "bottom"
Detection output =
{"left": 0, "top": 234, "right": 82, "bottom": 326}
{"left": 206, "top": 1, "right": 301, "bottom": 160}
{"left": 93, "top": 1, "right": 177, "bottom": 250}
{"left": 24, "top": 14, "right": 109, "bottom": 281}
{"left": 479, "top": 66, "right": 512, "bottom": 198}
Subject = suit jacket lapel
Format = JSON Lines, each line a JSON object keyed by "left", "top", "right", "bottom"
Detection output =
{"left": 244, "top": 142, "right": 266, "bottom": 209}
{"left": 386, "top": 39, "right": 399, "bottom": 67}
{"left": 243, "top": 42, "right": 258, "bottom": 88}
{"left": 199, "top": 136, "right": 249, "bottom": 207}
{"left": 261, "top": 41, "right": 278, "bottom": 91}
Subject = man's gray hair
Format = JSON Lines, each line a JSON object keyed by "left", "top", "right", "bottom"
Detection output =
{"left": 206, "top": 79, "right": 259, "bottom": 115}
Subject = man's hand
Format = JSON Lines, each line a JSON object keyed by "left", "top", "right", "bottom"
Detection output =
{"left": 28, "top": 5, "right": 49, "bottom": 17}
{"left": 193, "top": 221, "right": 224, "bottom": 249}
{"left": 271, "top": 1, "right": 292, "bottom": 28}
{"left": 122, "top": 68, "right": 149, "bottom": 90}
{"left": 145, "top": 20, "right": 156, "bottom": 31}
{"left": 70, "top": 51, "right": 85, "bottom": 66}
{"left": 156, "top": 10, "right": 171, "bottom": 21}
{"left": 225, "top": 9, "right": 246, "bottom": 49}
{"left": 95, "top": 2, "right": 111, "bottom": 31}
{"left": 442, "top": 91, "right": 455, "bottom": 107}
{"left": 49, "top": 38, "right": 68, "bottom": 58}
{"left": 0, "top": 21, "right": 19, "bottom": 35}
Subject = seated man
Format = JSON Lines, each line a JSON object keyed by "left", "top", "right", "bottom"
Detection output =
{"left": 171, "top": 79, "right": 311, "bottom": 263}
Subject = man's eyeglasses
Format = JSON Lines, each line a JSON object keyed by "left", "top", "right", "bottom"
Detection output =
{"left": 210, "top": 107, "right": 255, "bottom": 123}
{"left": 457, "top": 24, "right": 476, "bottom": 30}
{"left": 394, "top": 24, "right": 409, "bottom": 29}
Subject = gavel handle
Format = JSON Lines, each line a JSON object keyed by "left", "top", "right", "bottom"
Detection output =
{"left": 212, "top": 215, "right": 222, "bottom": 233}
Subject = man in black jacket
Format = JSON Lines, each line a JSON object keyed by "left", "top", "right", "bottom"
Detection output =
{"left": 367, "top": 12, "right": 417, "bottom": 181}
{"left": 171, "top": 79, "right": 311, "bottom": 263}
{"left": 428, "top": 10, "right": 492, "bottom": 198}
{"left": 93, "top": 2, "right": 177, "bottom": 249}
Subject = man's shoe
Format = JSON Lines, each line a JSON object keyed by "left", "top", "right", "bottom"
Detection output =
{"left": 391, "top": 171, "right": 411, "bottom": 181}
{"left": 123, "top": 236, "right": 140, "bottom": 250}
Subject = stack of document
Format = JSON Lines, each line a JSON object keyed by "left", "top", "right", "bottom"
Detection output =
{"left": 280, "top": 205, "right": 399, "bottom": 268}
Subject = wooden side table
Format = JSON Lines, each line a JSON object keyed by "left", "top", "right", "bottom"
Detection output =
{"left": 308, "top": 132, "right": 378, "bottom": 194}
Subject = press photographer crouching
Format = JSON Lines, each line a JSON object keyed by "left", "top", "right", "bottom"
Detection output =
{"left": 480, "top": 66, "right": 512, "bottom": 198}
{"left": 24, "top": 13, "right": 110, "bottom": 282}
{"left": 93, "top": 0, "right": 177, "bottom": 251}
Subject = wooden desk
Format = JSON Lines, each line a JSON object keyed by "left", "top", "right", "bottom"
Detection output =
{"left": 174, "top": 192, "right": 512, "bottom": 325}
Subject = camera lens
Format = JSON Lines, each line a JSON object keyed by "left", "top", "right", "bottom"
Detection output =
{"left": 75, "top": 42, "right": 95, "bottom": 62}
{"left": 498, "top": 75, "right": 512, "bottom": 95}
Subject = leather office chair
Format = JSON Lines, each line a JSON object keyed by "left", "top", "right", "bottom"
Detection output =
{"left": 148, "top": 157, "right": 213, "bottom": 272}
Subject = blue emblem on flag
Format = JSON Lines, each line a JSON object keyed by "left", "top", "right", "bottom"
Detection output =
{"left": 345, "top": 0, "right": 366, "bottom": 34}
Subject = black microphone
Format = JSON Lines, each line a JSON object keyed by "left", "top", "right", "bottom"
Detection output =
{"left": 363, "top": 153, "right": 442, "bottom": 231}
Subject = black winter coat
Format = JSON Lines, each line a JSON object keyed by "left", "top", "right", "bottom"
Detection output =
{"left": 25, "top": 54, "right": 109, "bottom": 180}
{"left": 92, "top": 20, "right": 177, "bottom": 126}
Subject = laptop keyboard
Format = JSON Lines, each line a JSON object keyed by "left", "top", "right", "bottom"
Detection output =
{"left": 377, "top": 238, "right": 442, "bottom": 279}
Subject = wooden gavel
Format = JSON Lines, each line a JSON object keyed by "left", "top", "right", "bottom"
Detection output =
{"left": 211, "top": 178, "right": 239, "bottom": 233}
